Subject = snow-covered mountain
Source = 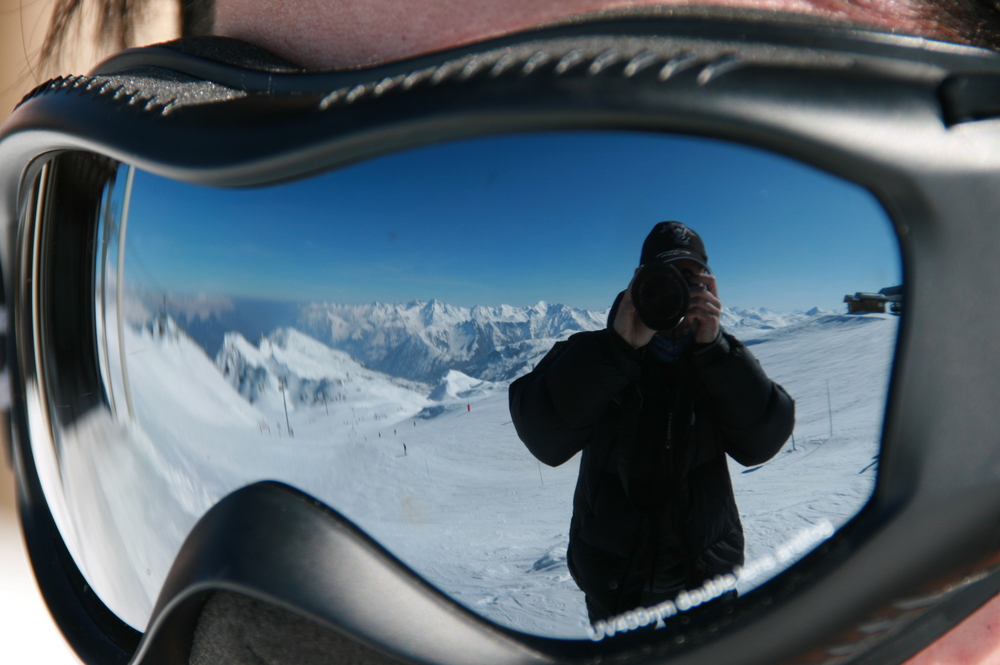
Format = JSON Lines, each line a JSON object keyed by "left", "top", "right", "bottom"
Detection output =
{"left": 175, "top": 297, "right": 853, "bottom": 413}
{"left": 211, "top": 307, "right": 846, "bottom": 408}
{"left": 428, "top": 369, "right": 500, "bottom": 402}
{"left": 721, "top": 306, "right": 833, "bottom": 340}
{"left": 298, "top": 300, "right": 609, "bottom": 383}
{"left": 296, "top": 300, "right": 841, "bottom": 383}
{"left": 215, "top": 327, "right": 429, "bottom": 412}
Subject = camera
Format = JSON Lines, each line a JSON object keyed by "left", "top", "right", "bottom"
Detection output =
{"left": 631, "top": 261, "right": 704, "bottom": 332}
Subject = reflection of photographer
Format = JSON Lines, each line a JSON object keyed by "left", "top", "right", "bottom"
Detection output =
{"left": 509, "top": 221, "right": 795, "bottom": 623}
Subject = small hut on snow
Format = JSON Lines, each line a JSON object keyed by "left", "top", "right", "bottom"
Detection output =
{"left": 844, "top": 285, "right": 902, "bottom": 315}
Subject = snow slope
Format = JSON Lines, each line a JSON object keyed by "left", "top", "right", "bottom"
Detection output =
{"left": 59, "top": 305, "right": 898, "bottom": 639}
{"left": 728, "top": 313, "right": 897, "bottom": 578}
{"left": 216, "top": 327, "right": 429, "bottom": 414}
{"left": 429, "top": 370, "right": 497, "bottom": 402}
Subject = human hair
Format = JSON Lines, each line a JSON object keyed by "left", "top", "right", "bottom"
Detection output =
{"left": 39, "top": 0, "right": 213, "bottom": 71}
{"left": 934, "top": 0, "right": 1000, "bottom": 48}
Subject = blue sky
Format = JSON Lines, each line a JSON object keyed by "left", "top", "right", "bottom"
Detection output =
{"left": 122, "top": 131, "right": 900, "bottom": 313}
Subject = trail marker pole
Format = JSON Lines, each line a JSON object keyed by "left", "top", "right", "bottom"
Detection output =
{"left": 279, "top": 377, "right": 293, "bottom": 437}
{"left": 826, "top": 380, "right": 834, "bottom": 438}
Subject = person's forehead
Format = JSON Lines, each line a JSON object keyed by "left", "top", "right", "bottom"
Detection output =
{"left": 211, "top": 0, "right": 951, "bottom": 69}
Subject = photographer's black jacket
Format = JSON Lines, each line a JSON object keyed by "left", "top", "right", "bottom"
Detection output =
{"left": 509, "top": 300, "right": 794, "bottom": 615}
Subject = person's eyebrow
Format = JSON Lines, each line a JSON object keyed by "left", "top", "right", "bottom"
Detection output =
{"left": 918, "top": 0, "right": 1000, "bottom": 49}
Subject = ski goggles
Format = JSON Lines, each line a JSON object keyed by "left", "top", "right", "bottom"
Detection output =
{"left": 4, "top": 13, "right": 1000, "bottom": 665}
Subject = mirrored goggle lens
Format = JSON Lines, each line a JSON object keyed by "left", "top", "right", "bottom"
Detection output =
{"left": 27, "top": 130, "right": 901, "bottom": 638}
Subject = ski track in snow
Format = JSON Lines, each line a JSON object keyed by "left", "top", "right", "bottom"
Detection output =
{"left": 78, "top": 307, "right": 897, "bottom": 638}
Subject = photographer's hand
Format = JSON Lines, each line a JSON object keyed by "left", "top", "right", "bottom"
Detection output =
{"left": 687, "top": 273, "right": 722, "bottom": 343}
{"left": 614, "top": 272, "right": 656, "bottom": 349}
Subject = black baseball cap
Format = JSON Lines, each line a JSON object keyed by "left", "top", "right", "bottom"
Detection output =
{"left": 640, "top": 221, "right": 709, "bottom": 267}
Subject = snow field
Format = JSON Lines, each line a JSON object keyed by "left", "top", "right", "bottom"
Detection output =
{"left": 730, "top": 313, "right": 897, "bottom": 584}
{"left": 52, "top": 306, "right": 898, "bottom": 639}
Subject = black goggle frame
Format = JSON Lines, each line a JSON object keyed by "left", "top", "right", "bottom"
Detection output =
{"left": 5, "top": 15, "right": 1000, "bottom": 665}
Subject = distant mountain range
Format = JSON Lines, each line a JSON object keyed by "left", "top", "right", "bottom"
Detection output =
{"left": 720, "top": 306, "right": 829, "bottom": 339}
{"left": 297, "top": 300, "right": 608, "bottom": 383}
{"left": 124, "top": 298, "right": 846, "bottom": 427}
{"left": 197, "top": 299, "right": 833, "bottom": 390}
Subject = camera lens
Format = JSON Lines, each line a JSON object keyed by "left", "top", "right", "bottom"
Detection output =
{"left": 631, "top": 262, "right": 691, "bottom": 331}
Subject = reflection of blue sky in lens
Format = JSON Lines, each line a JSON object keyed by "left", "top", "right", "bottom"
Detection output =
{"left": 124, "top": 131, "right": 899, "bottom": 312}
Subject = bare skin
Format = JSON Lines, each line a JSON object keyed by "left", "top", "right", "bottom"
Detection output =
{"left": 215, "top": 0, "right": 945, "bottom": 69}
{"left": 209, "top": 1, "right": 1000, "bottom": 662}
